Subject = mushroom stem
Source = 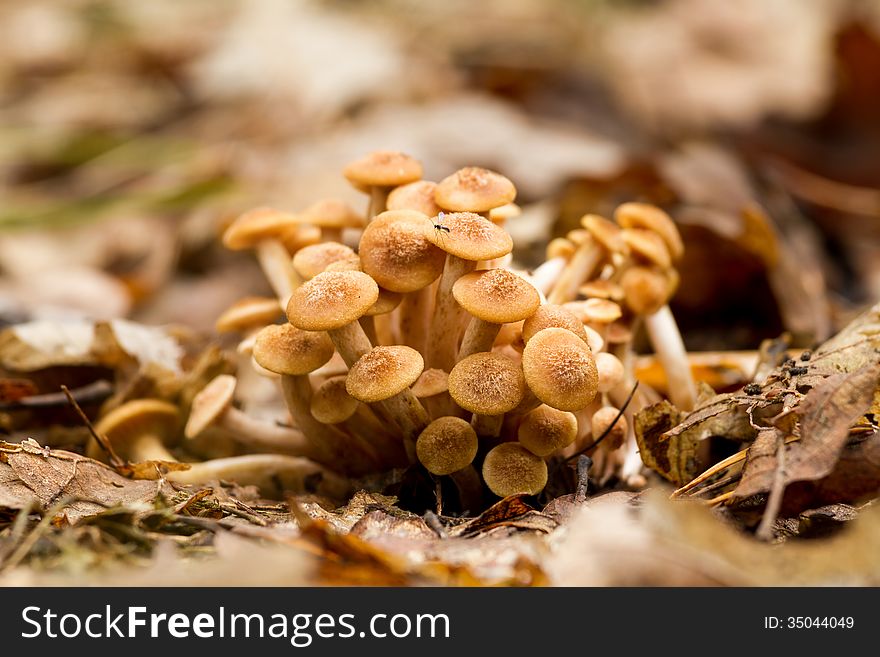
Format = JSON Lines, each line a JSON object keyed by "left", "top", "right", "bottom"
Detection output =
{"left": 131, "top": 434, "right": 178, "bottom": 463}
{"left": 368, "top": 187, "right": 389, "bottom": 220}
{"left": 373, "top": 389, "right": 429, "bottom": 461}
{"left": 530, "top": 257, "right": 567, "bottom": 296}
{"left": 458, "top": 318, "right": 501, "bottom": 359}
{"left": 328, "top": 321, "right": 374, "bottom": 367}
{"left": 256, "top": 239, "right": 297, "bottom": 306}
{"left": 322, "top": 227, "right": 343, "bottom": 242}
{"left": 398, "top": 285, "right": 432, "bottom": 354}
{"left": 344, "top": 407, "right": 408, "bottom": 466}
{"left": 359, "top": 316, "right": 378, "bottom": 346}
{"left": 219, "top": 406, "right": 316, "bottom": 457}
{"left": 448, "top": 465, "right": 483, "bottom": 512}
{"left": 167, "top": 454, "right": 350, "bottom": 499}
{"left": 471, "top": 413, "right": 503, "bottom": 438}
{"left": 547, "top": 238, "right": 603, "bottom": 304}
{"left": 427, "top": 254, "right": 476, "bottom": 370}
{"left": 644, "top": 304, "right": 697, "bottom": 411}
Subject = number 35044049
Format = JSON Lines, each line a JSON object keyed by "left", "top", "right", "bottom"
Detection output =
{"left": 764, "top": 617, "right": 854, "bottom": 629}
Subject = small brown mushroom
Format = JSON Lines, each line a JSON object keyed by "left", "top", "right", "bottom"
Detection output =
{"left": 448, "top": 352, "right": 525, "bottom": 436}
{"left": 615, "top": 202, "right": 683, "bottom": 262}
{"left": 482, "top": 442, "right": 548, "bottom": 497}
{"left": 453, "top": 268, "right": 540, "bottom": 358}
{"left": 86, "top": 399, "right": 180, "bottom": 463}
{"left": 343, "top": 151, "right": 423, "bottom": 219}
{"left": 521, "top": 303, "right": 591, "bottom": 347}
{"left": 411, "top": 367, "right": 449, "bottom": 420}
{"left": 434, "top": 167, "right": 516, "bottom": 220}
{"left": 286, "top": 270, "right": 379, "bottom": 367}
{"left": 415, "top": 416, "right": 478, "bottom": 475}
{"left": 590, "top": 405, "right": 628, "bottom": 451}
{"left": 387, "top": 180, "right": 442, "bottom": 216}
{"left": 292, "top": 242, "right": 356, "bottom": 280}
{"left": 595, "top": 351, "right": 625, "bottom": 394}
{"left": 518, "top": 405, "right": 578, "bottom": 457}
{"left": 522, "top": 327, "right": 598, "bottom": 412}
{"left": 298, "top": 198, "right": 365, "bottom": 242}
{"left": 215, "top": 296, "right": 281, "bottom": 335}
{"left": 547, "top": 214, "right": 617, "bottom": 304}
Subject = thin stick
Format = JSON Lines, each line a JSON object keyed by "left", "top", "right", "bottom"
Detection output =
{"left": 61, "top": 385, "right": 124, "bottom": 468}
{"left": 564, "top": 381, "right": 639, "bottom": 464}
{"left": 756, "top": 435, "right": 786, "bottom": 541}
{"left": 0, "top": 379, "right": 113, "bottom": 411}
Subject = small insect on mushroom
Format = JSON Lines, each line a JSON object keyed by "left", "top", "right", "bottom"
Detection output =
{"left": 432, "top": 211, "right": 452, "bottom": 244}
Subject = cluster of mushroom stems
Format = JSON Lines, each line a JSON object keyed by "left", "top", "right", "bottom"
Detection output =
{"left": 84, "top": 150, "right": 696, "bottom": 503}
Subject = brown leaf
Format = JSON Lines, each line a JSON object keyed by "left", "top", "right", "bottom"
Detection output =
{"left": 633, "top": 400, "right": 693, "bottom": 485}
{"left": 732, "top": 427, "right": 784, "bottom": 499}
{"left": 450, "top": 495, "right": 558, "bottom": 537}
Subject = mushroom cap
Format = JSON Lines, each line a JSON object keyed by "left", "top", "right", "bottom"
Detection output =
{"left": 252, "top": 323, "right": 335, "bottom": 375}
{"left": 359, "top": 210, "right": 445, "bottom": 292}
{"left": 185, "top": 374, "right": 236, "bottom": 438}
{"left": 578, "top": 279, "right": 624, "bottom": 301}
{"left": 595, "top": 351, "right": 625, "bottom": 393}
{"left": 482, "top": 443, "right": 548, "bottom": 497}
{"left": 546, "top": 237, "right": 576, "bottom": 260}
{"left": 522, "top": 327, "right": 598, "bottom": 411}
{"left": 292, "top": 242, "right": 356, "bottom": 280}
{"left": 415, "top": 416, "right": 479, "bottom": 475}
{"left": 300, "top": 198, "right": 365, "bottom": 229}
{"left": 605, "top": 321, "right": 634, "bottom": 345}
{"left": 215, "top": 296, "right": 280, "bottom": 333}
{"left": 521, "top": 304, "right": 590, "bottom": 345}
{"left": 386, "top": 180, "right": 441, "bottom": 216}
{"left": 615, "top": 202, "right": 683, "bottom": 261}
{"left": 346, "top": 345, "right": 424, "bottom": 403}
{"left": 94, "top": 399, "right": 180, "bottom": 450}
{"left": 581, "top": 214, "right": 625, "bottom": 253}
{"left": 280, "top": 223, "right": 322, "bottom": 254}
{"left": 223, "top": 207, "right": 300, "bottom": 250}
{"left": 452, "top": 269, "right": 540, "bottom": 324}
{"left": 324, "top": 255, "right": 363, "bottom": 273}
{"left": 621, "top": 228, "right": 672, "bottom": 269}
{"left": 286, "top": 270, "right": 379, "bottom": 331}
{"left": 343, "top": 151, "right": 422, "bottom": 189}
{"left": 435, "top": 167, "right": 516, "bottom": 213}
{"left": 621, "top": 266, "right": 672, "bottom": 315}
{"left": 365, "top": 287, "right": 403, "bottom": 316}
{"left": 311, "top": 375, "right": 359, "bottom": 424}
{"left": 422, "top": 211, "right": 513, "bottom": 261}
{"left": 448, "top": 352, "right": 525, "bottom": 415}
{"left": 572, "top": 298, "right": 623, "bottom": 325}
{"left": 591, "top": 406, "right": 628, "bottom": 450}
{"left": 566, "top": 228, "right": 591, "bottom": 246}
{"left": 488, "top": 202, "right": 522, "bottom": 223}
{"left": 518, "top": 405, "right": 578, "bottom": 457}
{"left": 411, "top": 368, "right": 449, "bottom": 398}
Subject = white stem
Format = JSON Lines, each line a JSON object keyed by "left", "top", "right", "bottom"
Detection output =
{"left": 221, "top": 407, "right": 316, "bottom": 457}
{"left": 644, "top": 305, "right": 697, "bottom": 412}
{"left": 256, "top": 239, "right": 295, "bottom": 307}
{"left": 530, "top": 257, "right": 566, "bottom": 295}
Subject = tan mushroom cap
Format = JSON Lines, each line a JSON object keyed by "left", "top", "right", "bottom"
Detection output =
{"left": 215, "top": 296, "right": 280, "bottom": 333}
{"left": 422, "top": 211, "right": 513, "bottom": 260}
{"left": 581, "top": 214, "right": 625, "bottom": 253}
{"left": 435, "top": 167, "right": 516, "bottom": 213}
{"left": 252, "top": 323, "right": 335, "bottom": 375}
{"left": 577, "top": 298, "right": 623, "bottom": 325}
{"left": 415, "top": 416, "right": 478, "bottom": 475}
{"left": 621, "top": 266, "right": 672, "bottom": 315}
{"left": 621, "top": 228, "right": 672, "bottom": 269}
{"left": 521, "top": 304, "right": 590, "bottom": 345}
{"left": 578, "top": 279, "right": 624, "bottom": 301}
{"left": 452, "top": 269, "right": 540, "bottom": 324}
{"left": 595, "top": 351, "right": 625, "bottom": 393}
{"left": 311, "top": 376, "right": 359, "bottom": 424}
{"left": 488, "top": 202, "right": 522, "bottom": 223}
{"left": 411, "top": 368, "right": 449, "bottom": 398}
{"left": 223, "top": 207, "right": 300, "bottom": 250}
{"left": 566, "top": 228, "right": 591, "bottom": 246}
{"left": 605, "top": 321, "right": 634, "bottom": 345}
{"left": 591, "top": 406, "right": 628, "bottom": 450}
{"left": 300, "top": 198, "right": 365, "bottom": 229}
{"left": 517, "top": 405, "right": 578, "bottom": 457}
{"left": 448, "top": 352, "right": 525, "bottom": 415}
{"left": 343, "top": 151, "right": 423, "bottom": 190}
{"left": 292, "top": 242, "right": 356, "bottom": 280}
{"left": 522, "top": 327, "right": 598, "bottom": 412}
{"left": 324, "top": 255, "right": 363, "bottom": 273}
{"left": 359, "top": 210, "right": 445, "bottom": 292}
{"left": 346, "top": 345, "right": 424, "bottom": 403}
{"left": 387, "top": 180, "right": 441, "bottom": 216}
{"left": 615, "top": 202, "right": 683, "bottom": 261}
{"left": 280, "top": 223, "right": 322, "bottom": 254}
{"left": 93, "top": 399, "right": 180, "bottom": 453}
{"left": 546, "top": 237, "right": 576, "bottom": 260}
{"left": 365, "top": 287, "right": 403, "bottom": 316}
{"left": 286, "top": 270, "right": 379, "bottom": 331}
{"left": 185, "top": 374, "right": 237, "bottom": 439}
{"left": 482, "top": 443, "right": 548, "bottom": 497}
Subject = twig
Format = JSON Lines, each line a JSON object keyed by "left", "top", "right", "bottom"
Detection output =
{"left": 756, "top": 433, "right": 787, "bottom": 541}
{"left": 0, "top": 380, "right": 113, "bottom": 411}
{"left": 61, "top": 385, "right": 124, "bottom": 468}
{"left": 564, "top": 381, "right": 639, "bottom": 465}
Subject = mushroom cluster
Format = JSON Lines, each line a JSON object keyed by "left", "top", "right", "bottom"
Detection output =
{"left": 182, "top": 151, "right": 693, "bottom": 505}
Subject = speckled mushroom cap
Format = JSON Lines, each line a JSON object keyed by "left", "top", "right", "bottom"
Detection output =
{"left": 434, "top": 167, "right": 516, "bottom": 213}
{"left": 311, "top": 376, "right": 359, "bottom": 424}
{"left": 223, "top": 207, "right": 300, "bottom": 250}
{"left": 359, "top": 210, "right": 445, "bottom": 292}
{"left": 621, "top": 266, "right": 672, "bottom": 315}
{"left": 422, "top": 211, "right": 513, "bottom": 260}
{"left": 286, "top": 270, "right": 379, "bottom": 331}
{"left": 365, "top": 287, "right": 403, "bottom": 316}
{"left": 569, "top": 298, "right": 623, "bottom": 325}
{"left": 621, "top": 228, "right": 672, "bottom": 269}
{"left": 452, "top": 269, "right": 540, "bottom": 324}
{"left": 592, "top": 406, "right": 628, "bottom": 450}
{"left": 185, "top": 374, "right": 236, "bottom": 438}
{"left": 521, "top": 304, "right": 590, "bottom": 345}
{"left": 595, "top": 351, "right": 625, "bottom": 393}
{"left": 411, "top": 368, "right": 449, "bottom": 398}
{"left": 488, "top": 202, "right": 521, "bottom": 223}
{"left": 346, "top": 345, "right": 424, "bottom": 403}
{"left": 448, "top": 352, "right": 526, "bottom": 415}
{"left": 415, "top": 417, "right": 479, "bottom": 476}
{"left": 324, "top": 255, "right": 363, "bottom": 273}
{"left": 280, "top": 223, "right": 322, "bottom": 254}
{"left": 292, "top": 242, "right": 356, "bottom": 280}
{"left": 517, "top": 405, "right": 578, "bottom": 457}
{"left": 343, "top": 151, "right": 423, "bottom": 191}
{"left": 387, "top": 180, "right": 441, "bottom": 216}
{"left": 482, "top": 443, "right": 548, "bottom": 497}
{"left": 581, "top": 214, "right": 625, "bottom": 253}
{"left": 252, "top": 323, "right": 335, "bottom": 375}
{"left": 300, "top": 198, "right": 365, "bottom": 229}
{"left": 90, "top": 399, "right": 180, "bottom": 458}
{"left": 578, "top": 280, "right": 624, "bottom": 302}
{"left": 522, "top": 327, "right": 598, "bottom": 412}
{"left": 615, "top": 202, "right": 683, "bottom": 261}
{"left": 215, "top": 297, "right": 280, "bottom": 333}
